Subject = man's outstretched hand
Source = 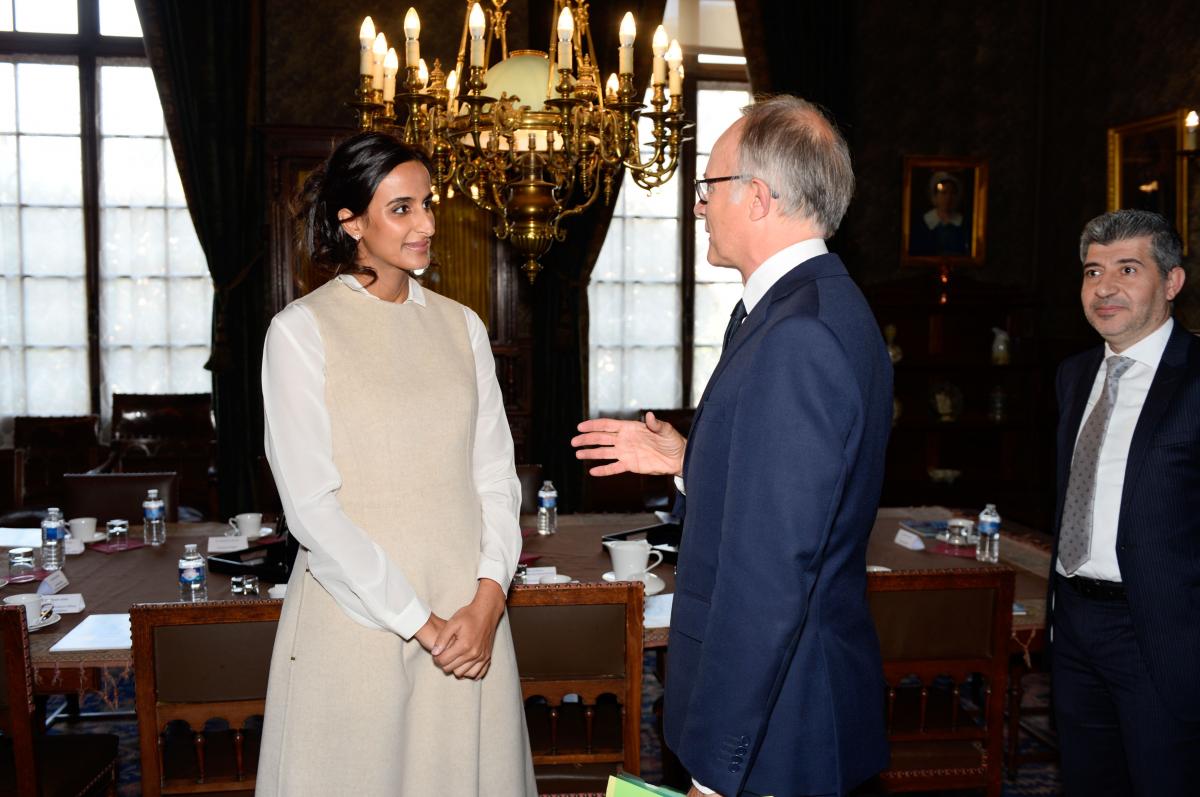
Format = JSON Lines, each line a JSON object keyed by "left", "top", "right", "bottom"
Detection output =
{"left": 571, "top": 411, "right": 687, "bottom": 477}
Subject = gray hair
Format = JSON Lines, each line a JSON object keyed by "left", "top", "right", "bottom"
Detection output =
{"left": 1078, "top": 209, "right": 1183, "bottom": 278}
{"left": 735, "top": 95, "right": 854, "bottom": 238}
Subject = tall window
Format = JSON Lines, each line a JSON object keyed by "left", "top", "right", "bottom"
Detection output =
{"left": 587, "top": 77, "right": 749, "bottom": 416}
{"left": 0, "top": 0, "right": 210, "bottom": 441}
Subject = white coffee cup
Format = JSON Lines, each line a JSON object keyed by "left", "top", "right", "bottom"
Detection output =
{"left": 5, "top": 593, "right": 52, "bottom": 628}
{"left": 604, "top": 539, "right": 664, "bottom": 581}
{"left": 68, "top": 517, "right": 98, "bottom": 540}
{"left": 228, "top": 512, "right": 263, "bottom": 538}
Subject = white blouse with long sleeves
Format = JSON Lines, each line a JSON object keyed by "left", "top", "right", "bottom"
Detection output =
{"left": 261, "top": 274, "right": 522, "bottom": 640}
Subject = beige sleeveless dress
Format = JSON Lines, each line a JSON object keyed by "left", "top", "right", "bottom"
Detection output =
{"left": 256, "top": 278, "right": 535, "bottom": 796}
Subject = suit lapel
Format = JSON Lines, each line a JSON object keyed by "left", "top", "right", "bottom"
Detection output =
{"left": 1118, "top": 323, "right": 1192, "bottom": 536}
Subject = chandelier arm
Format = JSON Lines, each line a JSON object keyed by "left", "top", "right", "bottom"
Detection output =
{"left": 552, "top": 166, "right": 603, "bottom": 233}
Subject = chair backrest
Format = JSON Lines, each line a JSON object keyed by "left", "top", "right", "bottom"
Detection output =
{"left": 0, "top": 606, "right": 39, "bottom": 796}
{"left": 63, "top": 471, "right": 180, "bottom": 524}
{"left": 507, "top": 582, "right": 643, "bottom": 792}
{"left": 131, "top": 600, "right": 282, "bottom": 797}
{"left": 109, "top": 394, "right": 216, "bottom": 519}
{"left": 516, "top": 464, "right": 543, "bottom": 515}
{"left": 867, "top": 567, "right": 1015, "bottom": 796}
{"left": 111, "top": 393, "right": 214, "bottom": 444}
{"left": 11, "top": 415, "right": 102, "bottom": 508}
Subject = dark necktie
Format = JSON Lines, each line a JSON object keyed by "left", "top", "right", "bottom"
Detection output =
{"left": 722, "top": 299, "right": 747, "bottom": 352}
{"left": 1058, "top": 354, "right": 1135, "bottom": 574}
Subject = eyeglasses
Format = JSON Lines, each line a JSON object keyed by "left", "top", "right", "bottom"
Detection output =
{"left": 694, "top": 175, "right": 748, "bottom": 204}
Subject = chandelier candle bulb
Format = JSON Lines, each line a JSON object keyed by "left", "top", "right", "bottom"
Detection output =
{"left": 382, "top": 48, "right": 398, "bottom": 102}
{"left": 557, "top": 7, "right": 573, "bottom": 71}
{"left": 404, "top": 8, "right": 420, "bottom": 68}
{"left": 651, "top": 25, "right": 668, "bottom": 85}
{"left": 418, "top": 58, "right": 429, "bottom": 89}
{"left": 446, "top": 68, "right": 459, "bottom": 114}
{"left": 469, "top": 3, "right": 485, "bottom": 67}
{"left": 372, "top": 32, "right": 387, "bottom": 90}
{"left": 1186, "top": 110, "right": 1199, "bottom": 151}
{"left": 358, "top": 16, "right": 376, "bottom": 76}
{"left": 619, "top": 12, "right": 635, "bottom": 74}
{"left": 666, "top": 38, "right": 682, "bottom": 95}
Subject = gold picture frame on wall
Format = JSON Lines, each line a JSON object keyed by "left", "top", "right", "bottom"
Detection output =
{"left": 901, "top": 156, "right": 989, "bottom": 268}
{"left": 1107, "top": 110, "right": 1189, "bottom": 254}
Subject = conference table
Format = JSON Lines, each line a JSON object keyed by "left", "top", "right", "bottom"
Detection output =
{"left": 4, "top": 507, "right": 1050, "bottom": 687}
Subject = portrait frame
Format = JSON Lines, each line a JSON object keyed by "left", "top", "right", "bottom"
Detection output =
{"left": 1106, "top": 110, "right": 1189, "bottom": 255}
{"left": 901, "top": 156, "right": 989, "bottom": 268}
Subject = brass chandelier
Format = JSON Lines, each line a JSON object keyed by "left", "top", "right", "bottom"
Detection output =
{"left": 351, "top": 0, "right": 687, "bottom": 281}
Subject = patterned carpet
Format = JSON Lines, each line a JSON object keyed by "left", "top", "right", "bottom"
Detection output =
{"left": 45, "top": 659, "right": 1060, "bottom": 796}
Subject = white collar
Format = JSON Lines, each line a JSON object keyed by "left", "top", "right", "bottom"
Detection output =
{"left": 338, "top": 273, "right": 426, "bottom": 306}
{"left": 742, "top": 239, "right": 829, "bottom": 314}
{"left": 923, "top": 208, "right": 964, "bottom": 229}
{"left": 1104, "top": 316, "right": 1173, "bottom": 369}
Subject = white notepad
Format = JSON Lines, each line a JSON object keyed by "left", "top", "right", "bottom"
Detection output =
{"left": 0, "top": 527, "right": 42, "bottom": 548}
{"left": 49, "top": 613, "right": 131, "bottom": 652}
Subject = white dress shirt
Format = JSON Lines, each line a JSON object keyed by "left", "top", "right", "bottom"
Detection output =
{"left": 689, "top": 239, "right": 828, "bottom": 796}
{"left": 262, "top": 274, "right": 523, "bottom": 639}
{"left": 1056, "top": 317, "right": 1174, "bottom": 582}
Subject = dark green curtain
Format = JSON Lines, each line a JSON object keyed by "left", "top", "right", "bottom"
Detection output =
{"left": 734, "top": 0, "right": 855, "bottom": 130}
{"left": 136, "top": 0, "right": 267, "bottom": 517}
{"left": 528, "top": 0, "right": 667, "bottom": 511}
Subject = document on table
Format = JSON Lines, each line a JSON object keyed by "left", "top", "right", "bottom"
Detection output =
{"left": 49, "top": 613, "right": 131, "bottom": 652}
{"left": 644, "top": 593, "right": 673, "bottom": 629}
{"left": 0, "top": 527, "right": 41, "bottom": 548}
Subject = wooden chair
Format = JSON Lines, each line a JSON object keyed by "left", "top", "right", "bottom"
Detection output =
{"left": 131, "top": 600, "right": 282, "bottom": 796}
{"left": 63, "top": 471, "right": 180, "bottom": 524}
{"left": 866, "top": 568, "right": 1015, "bottom": 797}
{"left": 508, "top": 582, "right": 644, "bottom": 797}
{"left": 106, "top": 393, "right": 217, "bottom": 519}
{"left": 8, "top": 415, "right": 103, "bottom": 511}
{"left": 0, "top": 606, "right": 119, "bottom": 797}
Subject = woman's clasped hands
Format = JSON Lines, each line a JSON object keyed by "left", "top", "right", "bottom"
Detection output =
{"left": 414, "top": 578, "right": 507, "bottom": 680}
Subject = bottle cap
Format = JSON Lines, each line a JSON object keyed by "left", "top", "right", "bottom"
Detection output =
{"left": 147, "top": 489, "right": 159, "bottom": 498}
{"left": 184, "top": 543, "right": 198, "bottom": 554}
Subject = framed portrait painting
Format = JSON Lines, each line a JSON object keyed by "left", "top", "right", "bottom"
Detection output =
{"left": 1107, "top": 110, "right": 1189, "bottom": 254}
{"left": 901, "top": 156, "right": 988, "bottom": 267}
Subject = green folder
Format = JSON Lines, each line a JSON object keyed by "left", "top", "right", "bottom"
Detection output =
{"left": 605, "top": 772, "right": 687, "bottom": 797}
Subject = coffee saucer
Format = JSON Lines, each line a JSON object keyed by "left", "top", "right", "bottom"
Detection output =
{"left": 602, "top": 571, "right": 666, "bottom": 596}
{"left": 29, "top": 613, "right": 62, "bottom": 632}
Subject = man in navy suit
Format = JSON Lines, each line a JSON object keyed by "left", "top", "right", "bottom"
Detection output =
{"left": 1051, "top": 209, "right": 1200, "bottom": 796}
{"left": 573, "top": 96, "right": 891, "bottom": 797}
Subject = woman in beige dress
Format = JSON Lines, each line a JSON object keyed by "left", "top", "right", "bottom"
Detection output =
{"left": 256, "top": 132, "right": 535, "bottom": 796}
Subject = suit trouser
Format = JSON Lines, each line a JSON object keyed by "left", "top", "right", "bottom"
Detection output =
{"left": 1052, "top": 582, "right": 1200, "bottom": 797}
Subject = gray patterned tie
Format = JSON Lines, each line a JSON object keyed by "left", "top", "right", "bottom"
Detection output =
{"left": 1058, "top": 355, "right": 1135, "bottom": 575}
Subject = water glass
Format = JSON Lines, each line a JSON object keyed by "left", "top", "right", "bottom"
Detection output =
{"left": 106, "top": 519, "right": 130, "bottom": 550}
{"left": 8, "top": 547, "right": 37, "bottom": 582}
{"left": 242, "top": 575, "right": 259, "bottom": 596}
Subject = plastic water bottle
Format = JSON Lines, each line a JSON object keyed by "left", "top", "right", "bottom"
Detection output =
{"left": 143, "top": 488, "right": 166, "bottom": 546}
{"left": 537, "top": 480, "right": 558, "bottom": 536}
{"left": 976, "top": 503, "right": 1001, "bottom": 563}
{"left": 41, "top": 507, "right": 66, "bottom": 571}
{"left": 178, "top": 544, "right": 208, "bottom": 602}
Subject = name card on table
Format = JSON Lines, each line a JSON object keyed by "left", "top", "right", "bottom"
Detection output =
{"left": 644, "top": 593, "right": 673, "bottom": 629}
{"left": 43, "top": 593, "right": 86, "bottom": 613}
{"left": 37, "top": 570, "right": 70, "bottom": 595}
{"left": 209, "top": 536, "right": 249, "bottom": 554}
{"left": 894, "top": 528, "right": 926, "bottom": 551}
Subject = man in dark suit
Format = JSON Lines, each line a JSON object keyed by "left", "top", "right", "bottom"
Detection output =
{"left": 573, "top": 96, "right": 891, "bottom": 797}
{"left": 1051, "top": 209, "right": 1200, "bottom": 796}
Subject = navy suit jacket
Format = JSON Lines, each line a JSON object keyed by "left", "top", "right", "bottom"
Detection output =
{"left": 1051, "top": 321, "right": 1200, "bottom": 721}
{"left": 664, "top": 253, "right": 892, "bottom": 796}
